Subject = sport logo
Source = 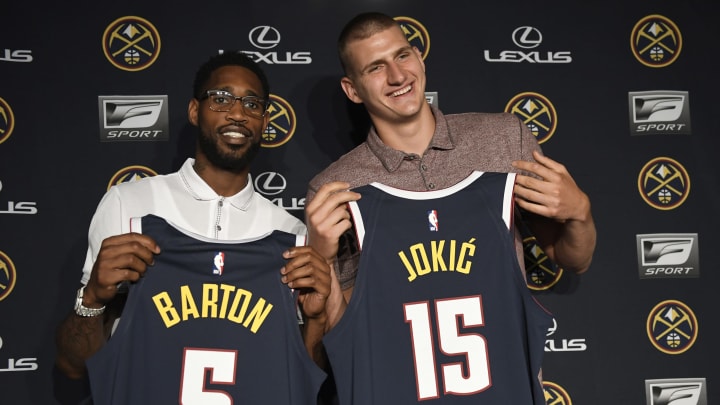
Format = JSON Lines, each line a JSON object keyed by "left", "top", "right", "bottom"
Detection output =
{"left": 645, "top": 378, "right": 707, "bottom": 405}
{"left": 485, "top": 26, "right": 572, "bottom": 64}
{"left": 263, "top": 94, "right": 296, "bottom": 148}
{"left": 631, "top": 14, "right": 682, "bottom": 68}
{"left": 242, "top": 26, "right": 311, "bottom": 64}
{"left": 637, "top": 157, "right": 690, "bottom": 210}
{"left": 98, "top": 96, "right": 169, "bottom": 141}
{"left": 636, "top": 233, "right": 699, "bottom": 279}
{"left": 629, "top": 91, "right": 691, "bottom": 135}
{"left": 102, "top": 16, "right": 161, "bottom": 71}
{"left": 646, "top": 300, "right": 698, "bottom": 354}
{"left": 0, "top": 97, "right": 15, "bottom": 145}
{"left": 425, "top": 92, "right": 439, "bottom": 108}
{"left": 523, "top": 236, "right": 563, "bottom": 290}
{"left": 0, "top": 250, "right": 17, "bottom": 302}
{"left": 505, "top": 92, "right": 557, "bottom": 144}
{"left": 543, "top": 381, "right": 572, "bottom": 404}
{"left": 107, "top": 165, "right": 158, "bottom": 190}
{"left": 394, "top": 16, "right": 430, "bottom": 60}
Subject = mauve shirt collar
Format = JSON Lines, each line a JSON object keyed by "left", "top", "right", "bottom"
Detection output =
{"left": 365, "top": 105, "right": 456, "bottom": 172}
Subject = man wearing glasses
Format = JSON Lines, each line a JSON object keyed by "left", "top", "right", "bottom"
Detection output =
{"left": 54, "top": 52, "right": 336, "bottom": 404}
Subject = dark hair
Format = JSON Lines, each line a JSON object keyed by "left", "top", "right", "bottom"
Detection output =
{"left": 192, "top": 51, "right": 270, "bottom": 99}
{"left": 337, "top": 12, "right": 402, "bottom": 75}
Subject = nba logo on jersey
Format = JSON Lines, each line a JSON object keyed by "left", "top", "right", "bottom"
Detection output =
{"left": 212, "top": 251, "right": 225, "bottom": 275}
{"left": 427, "top": 209, "right": 439, "bottom": 231}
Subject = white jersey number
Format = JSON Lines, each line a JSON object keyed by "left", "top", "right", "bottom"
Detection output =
{"left": 404, "top": 296, "right": 490, "bottom": 400}
{"left": 180, "top": 348, "right": 237, "bottom": 404}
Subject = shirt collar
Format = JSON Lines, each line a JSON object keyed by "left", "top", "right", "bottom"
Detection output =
{"left": 179, "top": 158, "right": 254, "bottom": 211}
{"left": 366, "top": 104, "right": 456, "bottom": 172}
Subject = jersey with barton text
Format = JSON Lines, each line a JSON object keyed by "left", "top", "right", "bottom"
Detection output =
{"left": 323, "top": 171, "right": 553, "bottom": 404}
{"left": 87, "top": 214, "right": 326, "bottom": 404}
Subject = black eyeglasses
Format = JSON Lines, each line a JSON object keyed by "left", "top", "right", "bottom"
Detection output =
{"left": 200, "top": 90, "right": 269, "bottom": 117}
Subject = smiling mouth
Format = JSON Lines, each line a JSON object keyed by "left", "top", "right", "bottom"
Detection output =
{"left": 391, "top": 85, "right": 412, "bottom": 97}
{"left": 222, "top": 131, "right": 248, "bottom": 139}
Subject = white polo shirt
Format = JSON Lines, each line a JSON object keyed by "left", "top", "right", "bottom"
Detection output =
{"left": 80, "top": 158, "right": 306, "bottom": 284}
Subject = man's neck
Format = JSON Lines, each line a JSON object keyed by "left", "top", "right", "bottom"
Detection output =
{"left": 373, "top": 104, "right": 435, "bottom": 155}
{"left": 192, "top": 159, "right": 250, "bottom": 197}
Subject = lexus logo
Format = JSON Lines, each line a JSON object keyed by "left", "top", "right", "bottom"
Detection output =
{"left": 254, "top": 172, "right": 287, "bottom": 196}
{"left": 512, "top": 26, "right": 542, "bottom": 49}
{"left": 249, "top": 26, "right": 281, "bottom": 49}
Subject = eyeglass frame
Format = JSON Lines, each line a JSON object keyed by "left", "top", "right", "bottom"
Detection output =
{"left": 199, "top": 90, "right": 270, "bottom": 117}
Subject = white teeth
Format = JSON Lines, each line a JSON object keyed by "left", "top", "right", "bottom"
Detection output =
{"left": 223, "top": 131, "right": 246, "bottom": 139}
{"left": 392, "top": 85, "right": 412, "bottom": 97}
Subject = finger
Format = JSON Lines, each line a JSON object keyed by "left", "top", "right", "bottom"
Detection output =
{"left": 283, "top": 264, "right": 331, "bottom": 295}
{"left": 281, "top": 248, "right": 331, "bottom": 292}
{"left": 306, "top": 193, "right": 357, "bottom": 241}
{"left": 513, "top": 196, "right": 550, "bottom": 217}
{"left": 514, "top": 173, "right": 550, "bottom": 195}
{"left": 307, "top": 182, "right": 351, "bottom": 211}
{"left": 95, "top": 238, "right": 159, "bottom": 283}
{"left": 94, "top": 252, "right": 148, "bottom": 287}
{"left": 316, "top": 206, "right": 354, "bottom": 237}
{"left": 102, "top": 233, "right": 161, "bottom": 254}
{"left": 531, "top": 151, "right": 567, "bottom": 174}
{"left": 282, "top": 247, "right": 330, "bottom": 275}
{"left": 307, "top": 182, "right": 360, "bottom": 213}
{"left": 308, "top": 192, "right": 361, "bottom": 226}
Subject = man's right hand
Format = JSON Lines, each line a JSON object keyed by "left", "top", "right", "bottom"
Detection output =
{"left": 55, "top": 232, "right": 160, "bottom": 380}
{"left": 305, "top": 182, "right": 360, "bottom": 262}
{"left": 84, "top": 233, "right": 160, "bottom": 308}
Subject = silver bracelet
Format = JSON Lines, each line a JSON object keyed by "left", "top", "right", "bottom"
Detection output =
{"left": 74, "top": 285, "right": 106, "bottom": 317}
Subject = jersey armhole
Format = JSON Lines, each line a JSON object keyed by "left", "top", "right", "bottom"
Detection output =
{"left": 347, "top": 200, "right": 365, "bottom": 250}
{"left": 503, "top": 173, "right": 517, "bottom": 230}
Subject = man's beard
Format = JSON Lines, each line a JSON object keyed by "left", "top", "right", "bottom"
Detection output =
{"left": 197, "top": 133, "right": 261, "bottom": 173}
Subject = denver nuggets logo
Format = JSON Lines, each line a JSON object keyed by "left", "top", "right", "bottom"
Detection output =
{"left": 394, "top": 16, "right": 431, "bottom": 60}
{"left": 0, "top": 97, "right": 15, "bottom": 145}
{"left": 0, "top": 250, "right": 17, "bottom": 302}
{"left": 107, "top": 165, "right": 158, "bottom": 190}
{"left": 630, "top": 14, "right": 682, "bottom": 68}
{"left": 102, "top": 16, "right": 161, "bottom": 72}
{"left": 263, "top": 94, "right": 296, "bottom": 148}
{"left": 505, "top": 92, "right": 557, "bottom": 144}
{"left": 637, "top": 157, "right": 690, "bottom": 210}
{"left": 543, "top": 380, "right": 572, "bottom": 405}
{"left": 523, "top": 236, "right": 563, "bottom": 290}
{"left": 646, "top": 299, "right": 698, "bottom": 354}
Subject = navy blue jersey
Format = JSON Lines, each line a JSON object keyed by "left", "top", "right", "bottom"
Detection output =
{"left": 323, "top": 171, "right": 553, "bottom": 404}
{"left": 87, "top": 214, "right": 326, "bottom": 405}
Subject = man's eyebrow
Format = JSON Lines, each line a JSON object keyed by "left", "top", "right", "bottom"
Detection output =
{"left": 360, "top": 45, "right": 413, "bottom": 72}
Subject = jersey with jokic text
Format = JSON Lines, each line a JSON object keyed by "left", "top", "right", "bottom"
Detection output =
{"left": 323, "top": 171, "right": 553, "bottom": 404}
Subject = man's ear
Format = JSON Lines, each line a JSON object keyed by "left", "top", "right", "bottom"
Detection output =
{"left": 340, "top": 76, "right": 363, "bottom": 104}
{"left": 188, "top": 98, "right": 199, "bottom": 126}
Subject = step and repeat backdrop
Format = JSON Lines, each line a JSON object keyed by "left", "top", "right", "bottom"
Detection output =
{"left": 1, "top": 1, "right": 717, "bottom": 404}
